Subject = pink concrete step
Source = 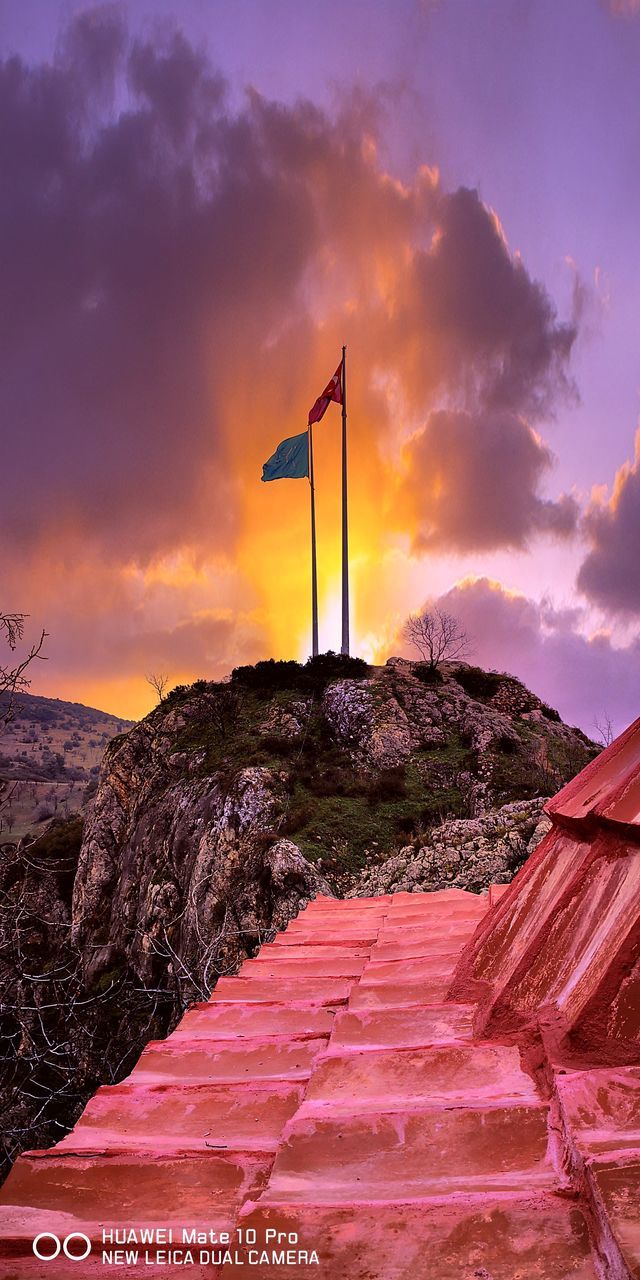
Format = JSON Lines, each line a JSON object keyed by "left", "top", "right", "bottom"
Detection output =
{"left": 0, "top": 1148, "right": 270, "bottom": 1247}
{"left": 227, "top": 1194, "right": 598, "bottom": 1279}
{"left": 238, "top": 954, "right": 368, "bottom": 978}
{"left": 588, "top": 1162, "right": 640, "bottom": 1279}
{"left": 327, "top": 1004, "right": 475, "bottom": 1051}
{"left": 558, "top": 1066, "right": 640, "bottom": 1160}
{"left": 385, "top": 888, "right": 485, "bottom": 906}
{"left": 361, "top": 956, "right": 460, "bottom": 983}
{"left": 126, "top": 1036, "right": 328, "bottom": 1085}
{"left": 209, "top": 975, "right": 352, "bottom": 1004}
{"left": 378, "top": 923, "right": 479, "bottom": 947}
{"left": 387, "top": 893, "right": 486, "bottom": 906}
{"left": 260, "top": 1103, "right": 555, "bottom": 1202}
{"left": 371, "top": 936, "right": 471, "bottom": 960}
{"left": 288, "top": 912, "right": 385, "bottom": 926}
{"left": 287, "top": 905, "right": 385, "bottom": 921}
{"left": 301, "top": 901, "right": 388, "bottom": 915}
{"left": 51, "top": 1081, "right": 304, "bottom": 1154}
{"left": 271, "top": 929, "right": 380, "bottom": 947}
{"left": 302, "top": 1043, "right": 538, "bottom": 1113}
{"left": 348, "top": 978, "right": 452, "bottom": 1009}
{"left": 256, "top": 942, "right": 370, "bottom": 958}
{"left": 383, "top": 904, "right": 486, "bottom": 925}
{"left": 557, "top": 1067, "right": 640, "bottom": 1278}
{"left": 172, "top": 1001, "right": 337, "bottom": 1041}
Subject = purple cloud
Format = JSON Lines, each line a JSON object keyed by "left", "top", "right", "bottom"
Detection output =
{"left": 577, "top": 430, "right": 640, "bottom": 615}
{"left": 402, "top": 577, "right": 640, "bottom": 737}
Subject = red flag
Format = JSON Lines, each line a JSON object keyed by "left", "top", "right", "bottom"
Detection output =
{"left": 308, "top": 358, "right": 343, "bottom": 424}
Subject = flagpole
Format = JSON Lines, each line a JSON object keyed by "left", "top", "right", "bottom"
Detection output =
{"left": 308, "top": 424, "right": 319, "bottom": 658}
{"left": 341, "top": 344, "right": 349, "bottom": 656}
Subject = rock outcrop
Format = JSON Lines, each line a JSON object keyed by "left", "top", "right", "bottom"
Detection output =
{"left": 0, "top": 654, "right": 596, "bottom": 1180}
{"left": 348, "top": 797, "right": 552, "bottom": 897}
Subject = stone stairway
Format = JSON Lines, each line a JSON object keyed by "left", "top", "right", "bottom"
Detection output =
{"left": 221, "top": 889, "right": 600, "bottom": 1279}
{"left": 0, "top": 887, "right": 605, "bottom": 1279}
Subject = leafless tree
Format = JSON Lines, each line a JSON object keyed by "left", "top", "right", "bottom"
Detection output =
{"left": 145, "top": 672, "right": 169, "bottom": 703}
{"left": 1, "top": 613, "right": 47, "bottom": 814}
{"left": 593, "top": 711, "right": 614, "bottom": 749}
{"left": 404, "top": 607, "right": 471, "bottom": 670}
{"left": 1, "top": 613, "right": 47, "bottom": 732}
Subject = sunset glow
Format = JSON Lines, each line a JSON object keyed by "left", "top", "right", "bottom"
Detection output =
{"left": 2, "top": 0, "right": 640, "bottom": 733}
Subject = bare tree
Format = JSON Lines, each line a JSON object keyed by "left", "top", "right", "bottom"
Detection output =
{"left": 1, "top": 613, "right": 47, "bottom": 815}
{"left": 593, "top": 711, "right": 614, "bottom": 749}
{"left": 145, "top": 672, "right": 169, "bottom": 703}
{"left": 404, "top": 607, "right": 470, "bottom": 671}
{"left": 1, "top": 613, "right": 47, "bottom": 732}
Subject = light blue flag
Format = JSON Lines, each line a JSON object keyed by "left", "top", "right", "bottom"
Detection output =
{"left": 261, "top": 431, "right": 309, "bottom": 482}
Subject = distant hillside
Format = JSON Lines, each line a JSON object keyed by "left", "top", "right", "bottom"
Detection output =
{"left": 0, "top": 692, "right": 133, "bottom": 840}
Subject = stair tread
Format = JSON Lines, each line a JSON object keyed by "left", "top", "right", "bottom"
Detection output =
{"left": 224, "top": 1195, "right": 599, "bottom": 1279}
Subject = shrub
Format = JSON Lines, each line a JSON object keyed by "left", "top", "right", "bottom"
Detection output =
{"left": 28, "top": 816, "right": 84, "bottom": 861}
{"left": 304, "top": 652, "right": 369, "bottom": 690}
{"left": 540, "top": 702, "right": 561, "bottom": 722}
{"left": 260, "top": 734, "right": 299, "bottom": 758}
{"left": 231, "top": 652, "right": 370, "bottom": 697}
{"left": 231, "top": 659, "right": 304, "bottom": 694}
{"left": 452, "top": 666, "right": 504, "bottom": 700}
{"left": 413, "top": 663, "right": 443, "bottom": 686}
{"left": 163, "top": 684, "right": 188, "bottom": 707}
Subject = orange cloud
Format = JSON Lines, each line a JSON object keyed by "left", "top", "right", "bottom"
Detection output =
{"left": 1, "top": 13, "right": 581, "bottom": 716}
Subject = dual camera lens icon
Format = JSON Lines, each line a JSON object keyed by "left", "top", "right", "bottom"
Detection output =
{"left": 32, "top": 1232, "right": 92, "bottom": 1261}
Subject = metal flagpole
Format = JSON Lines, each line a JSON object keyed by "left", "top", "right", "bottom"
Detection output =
{"left": 340, "top": 344, "right": 349, "bottom": 656}
{"left": 309, "top": 424, "right": 319, "bottom": 658}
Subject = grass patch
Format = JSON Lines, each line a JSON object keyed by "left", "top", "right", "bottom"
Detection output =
{"left": 174, "top": 689, "right": 276, "bottom": 772}
{"left": 284, "top": 758, "right": 467, "bottom": 872}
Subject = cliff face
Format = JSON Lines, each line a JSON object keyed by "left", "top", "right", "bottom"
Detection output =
{"left": 72, "top": 705, "right": 330, "bottom": 992}
{"left": 0, "top": 655, "right": 597, "bottom": 1178}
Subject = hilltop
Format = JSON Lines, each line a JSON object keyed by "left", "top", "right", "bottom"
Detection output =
{"left": 0, "top": 692, "right": 132, "bottom": 840}
{"left": 119, "top": 652, "right": 595, "bottom": 896}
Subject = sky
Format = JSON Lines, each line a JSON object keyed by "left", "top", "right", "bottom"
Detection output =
{"left": 1, "top": 0, "right": 640, "bottom": 733}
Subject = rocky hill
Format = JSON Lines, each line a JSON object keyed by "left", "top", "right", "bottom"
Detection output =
{"left": 0, "top": 692, "right": 132, "bottom": 841}
{"left": 0, "top": 654, "right": 597, "bottom": 1179}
